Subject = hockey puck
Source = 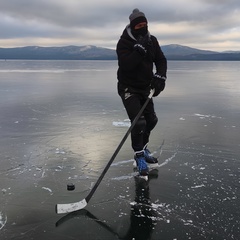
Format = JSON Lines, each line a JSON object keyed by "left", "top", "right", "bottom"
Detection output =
{"left": 67, "top": 183, "right": 75, "bottom": 191}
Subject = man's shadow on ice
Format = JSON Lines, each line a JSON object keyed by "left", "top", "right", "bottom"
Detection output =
{"left": 56, "top": 169, "right": 159, "bottom": 240}
{"left": 125, "top": 169, "right": 158, "bottom": 240}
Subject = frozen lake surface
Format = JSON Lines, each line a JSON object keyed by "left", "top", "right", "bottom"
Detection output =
{"left": 0, "top": 60, "right": 240, "bottom": 239}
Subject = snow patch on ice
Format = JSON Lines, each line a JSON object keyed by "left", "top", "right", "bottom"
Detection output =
{"left": 194, "top": 113, "right": 222, "bottom": 119}
{"left": 191, "top": 184, "right": 205, "bottom": 189}
{"left": 111, "top": 159, "right": 134, "bottom": 166}
{"left": 111, "top": 175, "right": 134, "bottom": 181}
{"left": 111, "top": 172, "right": 136, "bottom": 181}
{"left": 158, "top": 152, "right": 177, "bottom": 168}
{"left": 42, "top": 187, "right": 53, "bottom": 194}
{"left": 112, "top": 119, "right": 131, "bottom": 127}
{"left": 55, "top": 148, "right": 65, "bottom": 154}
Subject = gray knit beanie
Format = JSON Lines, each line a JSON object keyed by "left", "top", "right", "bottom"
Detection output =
{"left": 129, "top": 8, "right": 148, "bottom": 29}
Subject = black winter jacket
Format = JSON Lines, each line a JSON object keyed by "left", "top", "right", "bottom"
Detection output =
{"left": 116, "top": 25, "right": 167, "bottom": 92}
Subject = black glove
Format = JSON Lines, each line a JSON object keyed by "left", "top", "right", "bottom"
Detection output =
{"left": 133, "top": 35, "right": 150, "bottom": 56}
{"left": 133, "top": 43, "right": 146, "bottom": 56}
{"left": 151, "top": 74, "right": 166, "bottom": 96}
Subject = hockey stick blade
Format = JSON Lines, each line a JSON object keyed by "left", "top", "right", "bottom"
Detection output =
{"left": 56, "top": 198, "right": 87, "bottom": 214}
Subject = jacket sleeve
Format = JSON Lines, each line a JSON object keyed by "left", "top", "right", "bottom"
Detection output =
{"left": 116, "top": 38, "right": 145, "bottom": 70}
{"left": 152, "top": 36, "right": 167, "bottom": 78}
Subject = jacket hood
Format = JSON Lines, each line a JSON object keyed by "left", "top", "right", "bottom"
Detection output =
{"left": 126, "top": 24, "right": 136, "bottom": 40}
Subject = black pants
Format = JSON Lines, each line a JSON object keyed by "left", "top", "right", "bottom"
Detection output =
{"left": 119, "top": 86, "right": 158, "bottom": 152}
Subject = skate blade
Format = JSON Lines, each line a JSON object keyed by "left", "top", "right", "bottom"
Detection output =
{"left": 138, "top": 175, "right": 148, "bottom": 181}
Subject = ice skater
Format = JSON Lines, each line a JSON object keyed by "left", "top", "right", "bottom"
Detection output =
{"left": 116, "top": 8, "right": 167, "bottom": 177}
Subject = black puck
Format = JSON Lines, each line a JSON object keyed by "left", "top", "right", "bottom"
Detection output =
{"left": 67, "top": 183, "right": 75, "bottom": 191}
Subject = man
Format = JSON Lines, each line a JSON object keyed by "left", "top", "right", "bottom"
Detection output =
{"left": 116, "top": 8, "right": 167, "bottom": 176}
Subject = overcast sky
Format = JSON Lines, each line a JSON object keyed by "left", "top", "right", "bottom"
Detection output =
{"left": 0, "top": 0, "right": 239, "bottom": 51}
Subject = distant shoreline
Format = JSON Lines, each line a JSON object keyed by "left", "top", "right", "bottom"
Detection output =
{"left": 0, "top": 45, "right": 240, "bottom": 61}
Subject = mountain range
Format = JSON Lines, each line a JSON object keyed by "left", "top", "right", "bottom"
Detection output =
{"left": 0, "top": 44, "right": 240, "bottom": 61}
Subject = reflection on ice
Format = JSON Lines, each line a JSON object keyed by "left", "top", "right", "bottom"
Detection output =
{"left": 0, "top": 212, "right": 7, "bottom": 230}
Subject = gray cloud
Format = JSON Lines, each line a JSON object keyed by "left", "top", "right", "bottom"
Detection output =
{"left": 0, "top": 0, "right": 239, "bottom": 51}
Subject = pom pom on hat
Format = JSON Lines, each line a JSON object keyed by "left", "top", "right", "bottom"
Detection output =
{"left": 129, "top": 8, "right": 148, "bottom": 29}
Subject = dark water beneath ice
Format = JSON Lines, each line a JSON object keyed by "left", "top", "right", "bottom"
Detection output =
{"left": 0, "top": 60, "right": 240, "bottom": 239}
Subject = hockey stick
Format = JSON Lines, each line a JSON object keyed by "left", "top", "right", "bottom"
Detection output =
{"left": 55, "top": 89, "right": 155, "bottom": 214}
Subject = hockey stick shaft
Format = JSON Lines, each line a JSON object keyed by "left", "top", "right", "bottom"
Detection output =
{"left": 85, "top": 89, "right": 155, "bottom": 202}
